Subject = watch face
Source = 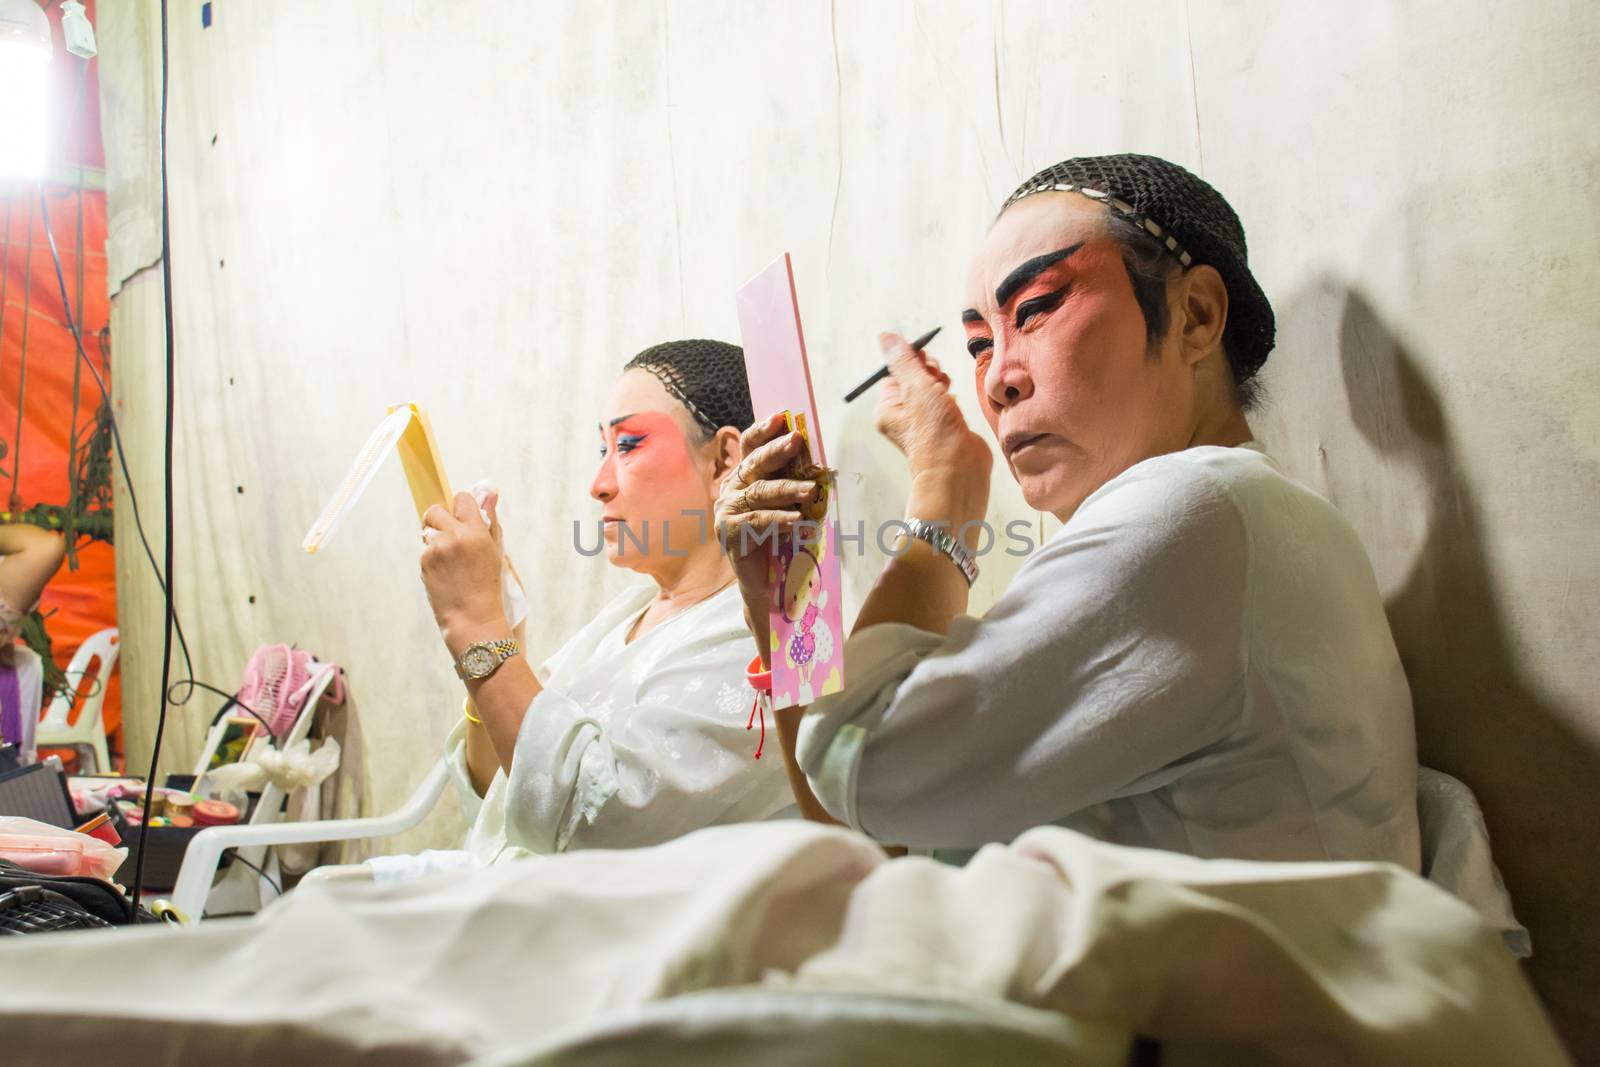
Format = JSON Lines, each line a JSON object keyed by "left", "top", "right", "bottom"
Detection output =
{"left": 463, "top": 646, "right": 496, "bottom": 678}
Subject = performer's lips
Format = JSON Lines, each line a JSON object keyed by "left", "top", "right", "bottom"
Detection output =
{"left": 1002, "top": 431, "right": 1049, "bottom": 460}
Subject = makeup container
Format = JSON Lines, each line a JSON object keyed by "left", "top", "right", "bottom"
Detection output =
{"left": 192, "top": 799, "right": 240, "bottom": 827}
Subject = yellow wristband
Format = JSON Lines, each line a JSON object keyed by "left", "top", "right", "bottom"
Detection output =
{"left": 462, "top": 697, "right": 483, "bottom": 725}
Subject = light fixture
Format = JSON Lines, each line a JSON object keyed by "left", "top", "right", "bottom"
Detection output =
{"left": 60, "top": 1, "right": 95, "bottom": 59}
{"left": 0, "top": 0, "right": 53, "bottom": 183}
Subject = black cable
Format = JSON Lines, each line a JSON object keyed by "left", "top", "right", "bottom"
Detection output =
{"left": 32, "top": 8, "right": 314, "bottom": 907}
{"left": 42, "top": 187, "right": 282, "bottom": 781}
{"left": 34, "top": 67, "right": 224, "bottom": 731}
{"left": 32, "top": 55, "right": 219, "bottom": 746}
{"left": 41, "top": 164, "right": 229, "bottom": 739}
{"left": 221, "top": 849, "right": 283, "bottom": 897}
{"left": 40, "top": 187, "right": 201, "bottom": 694}
{"left": 131, "top": 0, "right": 176, "bottom": 907}
{"left": 195, "top": 681, "right": 279, "bottom": 743}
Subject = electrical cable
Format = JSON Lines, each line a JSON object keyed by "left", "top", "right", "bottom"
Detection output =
{"left": 197, "top": 681, "right": 278, "bottom": 743}
{"left": 40, "top": 186, "right": 230, "bottom": 732}
{"left": 39, "top": 189, "right": 197, "bottom": 678}
{"left": 130, "top": 0, "right": 177, "bottom": 907}
{"left": 36, "top": 84, "right": 286, "bottom": 876}
{"left": 221, "top": 848, "right": 283, "bottom": 897}
{"left": 40, "top": 186, "right": 236, "bottom": 785}
{"left": 29, "top": 5, "right": 306, "bottom": 909}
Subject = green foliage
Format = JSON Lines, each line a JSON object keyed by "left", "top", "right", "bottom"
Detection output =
{"left": 18, "top": 610, "right": 70, "bottom": 706}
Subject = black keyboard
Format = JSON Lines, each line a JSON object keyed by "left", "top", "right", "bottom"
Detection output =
{"left": 0, "top": 885, "right": 113, "bottom": 934}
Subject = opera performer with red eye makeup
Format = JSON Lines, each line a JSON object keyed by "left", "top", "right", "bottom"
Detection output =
{"left": 719, "top": 155, "right": 1422, "bottom": 868}
{"left": 403, "top": 340, "right": 792, "bottom": 875}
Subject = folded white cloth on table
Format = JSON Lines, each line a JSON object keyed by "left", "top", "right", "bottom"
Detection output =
{"left": 0, "top": 822, "right": 1569, "bottom": 1067}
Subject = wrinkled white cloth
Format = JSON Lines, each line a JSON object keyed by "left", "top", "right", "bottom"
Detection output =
{"left": 0, "top": 822, "right": 1568, "bottom": 1066}
{"left": 364, "top": 847, "right": 473, "bottom": 883}
{"left": 476, "top": 989, "right": 1130, "bottom": 1065}
{"left": 440, "top": 583, "right": 793, "bottom": 866}
{"left": 801, "top": 444, "right": 1423, "bottom": 870}
{"left": 1417, "top": 765, "right": 1529, "bottom": 955}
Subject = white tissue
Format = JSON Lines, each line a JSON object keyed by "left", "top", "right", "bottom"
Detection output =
{"left": 202, "top": 738, "right": 342, "bottom": 800}
{"left": 469, "top": 479, "right": 530, "bottom": 630}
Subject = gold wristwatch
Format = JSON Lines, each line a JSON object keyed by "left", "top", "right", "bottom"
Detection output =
{"left": 454, "top": 638, "right": 521, "bottom": 680}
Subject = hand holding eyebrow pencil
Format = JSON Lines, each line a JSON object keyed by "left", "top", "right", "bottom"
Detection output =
{"left": 843, "top": 326, "right": 942, "bottom": 402}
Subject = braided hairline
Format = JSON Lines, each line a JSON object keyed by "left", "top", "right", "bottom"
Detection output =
{"left": 1004, "top": 179, "right": 1196, "bottom": 272}
{"left": 1004, "top": 168, "right": 1264, "bottom": 409}
{"left": 624, "top": 339, "right": 755, "bottom": 439}
{"left": 640, "top": 367, "right": 720, "bottom": 438}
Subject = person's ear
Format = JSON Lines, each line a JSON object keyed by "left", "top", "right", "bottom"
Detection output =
{"left": 708, "top": 425, "right": 743, "bottom": 484}
{"left": 1175, "top": 264, "right": 1229, "bottom": 368}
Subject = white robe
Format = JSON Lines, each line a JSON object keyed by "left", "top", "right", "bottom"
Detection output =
{"left": 444, "top": 583, "right": 794, "bottom": 864}
{"left": 799, "top": 443, "right": 1423, "bottom": 868}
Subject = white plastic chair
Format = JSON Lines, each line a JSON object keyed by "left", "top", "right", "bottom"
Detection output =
{"left": 35, "top": 628, "right": 119, "bottom": 773}
{"left": 170, "top": 756, "right": 450, "bottom": 921}
{"left": 179, "top": 660, "right": 345, "bottom": 915}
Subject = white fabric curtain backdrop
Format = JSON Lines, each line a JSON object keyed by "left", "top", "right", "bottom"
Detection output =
{"left": 96, "top": 1, "right": 1600, "bottom": 1049}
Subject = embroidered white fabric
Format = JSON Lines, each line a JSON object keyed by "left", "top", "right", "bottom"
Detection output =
{"left": 438, "top": 583, "right": 794, "bottom": 866}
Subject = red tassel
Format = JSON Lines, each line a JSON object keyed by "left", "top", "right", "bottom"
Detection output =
{"left": 747, "top": 695, "right": 766, "bottom": 759}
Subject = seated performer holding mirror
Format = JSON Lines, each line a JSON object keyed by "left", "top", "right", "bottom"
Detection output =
{"left": 718, "top": 155, "right": 1422, "bottom": 868}
{"left": 332, "top": 340, "right": 793, "bottom": 881}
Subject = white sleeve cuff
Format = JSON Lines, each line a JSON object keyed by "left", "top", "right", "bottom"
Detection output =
{"left": 442, "top": 715, "right": 487, "bottom": 826}
{"left": 502, "top": 687, "right": 609, "bottom": 854}
{"left": 797, "top": 622, "right": 945, "bottom": 834}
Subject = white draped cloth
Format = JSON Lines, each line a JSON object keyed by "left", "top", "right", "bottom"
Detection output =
{"left": 0, "top": 822, "right": 1569, "bottom": 1066}
{"left": 801, "top": 444, "right": 1424, "bottom": 868}
{"left": 370, "top": 584, "right": 792, "bottom": 880}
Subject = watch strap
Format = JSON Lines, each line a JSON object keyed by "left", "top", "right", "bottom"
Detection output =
{"left": 455, "top": 638, "right": 521, "bottom": 680}
{"left": 902, "top": 519, "right": 979, "bottom": 587}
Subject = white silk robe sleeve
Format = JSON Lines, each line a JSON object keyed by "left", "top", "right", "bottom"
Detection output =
{"left": 798, "top": 460, "right": 1250, "bottom": 848}
{"left": 441, "top": 656, "right": 559, "bottom": 854}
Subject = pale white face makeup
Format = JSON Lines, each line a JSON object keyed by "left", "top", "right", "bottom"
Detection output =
{"left": 961, "top": 193, "right": 1202, "bottom": 520}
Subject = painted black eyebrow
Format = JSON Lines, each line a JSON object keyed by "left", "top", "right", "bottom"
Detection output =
{"left": 961, "top": 308, "right": 984, "bottom": 324}
{"left": 993, "top": 242, "right": 1085, "bottom": 310}
{"left": 601, "top": 413, "right": 639, "bottom": 430}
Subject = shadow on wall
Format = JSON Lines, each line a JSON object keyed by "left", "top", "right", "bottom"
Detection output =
{"left": 1331, "top": 288, "right": 1599, "bottom": 1051}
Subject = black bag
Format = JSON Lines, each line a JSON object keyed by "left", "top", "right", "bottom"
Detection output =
{"left": 0, "top": 858, "right": 152, "bottom": 933}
